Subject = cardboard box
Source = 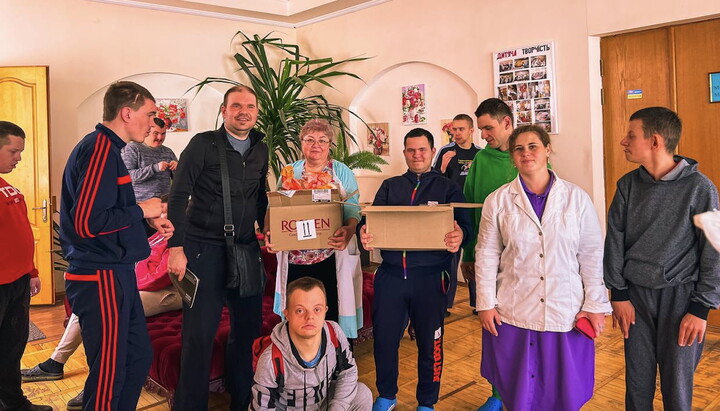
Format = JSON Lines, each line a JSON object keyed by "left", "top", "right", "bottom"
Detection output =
{"left": 363, "top": 203, "right": 481, "bottom": 251}
{"left": 268, "top": 189, "right": 343, "bottom": 251}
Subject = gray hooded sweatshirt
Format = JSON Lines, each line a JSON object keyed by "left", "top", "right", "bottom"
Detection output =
{"left": 250, "top": 320, "right": 366, "bottom": 411}
{"left": 604, "top": 156, "right": 720, "bottom": 319}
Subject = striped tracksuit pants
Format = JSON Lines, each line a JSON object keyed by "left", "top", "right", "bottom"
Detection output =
{"left": 66, "top": 268, "right": 152, "bottom": 411}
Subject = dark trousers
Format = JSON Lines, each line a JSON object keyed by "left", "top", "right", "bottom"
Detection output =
{"left": 373, "top": 265, "right": 448, "bottom": 407}
{"left": 66, "top": 268, "right": 152, "bottom": 411}
{"left": 287, "top": 254, "right": 338, "bottom": 322}
{"left": 446, "top": 252, "right": 459, "bottom": 308}
{"left": 0, "top": 275, "right": 31, "bottom": 411}
{"left": 625, "top": 282, "right": 704, "bottom": 411}
{"left": 468, "top": 278, "right": 477, "bottom": 308}
{"left": 174, "top": 240, "right": 262, "bottom": 411}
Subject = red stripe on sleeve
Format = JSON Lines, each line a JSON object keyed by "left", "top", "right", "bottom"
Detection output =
{"left": 117, "top": 175, "right": 131, "bottom": 185}
{"left": 74, "top": 136, "right": 105, "bottom": 237}
{"left": 75, "top": 134, "right": 111, "bottom": 238}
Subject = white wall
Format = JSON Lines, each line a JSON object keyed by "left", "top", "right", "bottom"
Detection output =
{"left": 587, "top": 0, "right": 720, "bottom": 35}
{"left": 77, "top": 72, "right": 223, "bottom": 157}
{"left": 5, "top": 0, "right": 720, "bottom": 292}
{"left": 297, "top": 0, "right": 720, "bottom": 219}
{"left": 1, "top": 0, "right": 294, "bottom": 292}
{"left": 0, "top": 0, "right": 295, "bottom": 202}
{"left": 298, "top": 0, "right": 600, "bottom": 210}
{"left": 349, "top": 62, "right": 479, "bottom": 202}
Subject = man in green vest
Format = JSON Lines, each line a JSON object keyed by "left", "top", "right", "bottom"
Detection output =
{"left": 461, "top": 98, "right": 517, "bottom": 411}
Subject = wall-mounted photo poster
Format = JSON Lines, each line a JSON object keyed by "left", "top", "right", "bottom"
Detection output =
{"left": 493, "top": 42, "right": 558, "bottom": 133}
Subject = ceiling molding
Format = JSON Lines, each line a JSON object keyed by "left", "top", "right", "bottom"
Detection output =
{"left": 88, "top": 0, "right": 392, "bottom": 28}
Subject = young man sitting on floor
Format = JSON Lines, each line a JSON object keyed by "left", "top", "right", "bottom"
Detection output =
{"left": 250, "top": 276, "right": 372, "bottom": 411}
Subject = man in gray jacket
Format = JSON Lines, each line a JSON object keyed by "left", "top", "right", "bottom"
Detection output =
{"left": 604, "top": 106, "right": 720, "bottom": 410}
{"left": 250, "top": 277, "right": 371, "bottom": 411}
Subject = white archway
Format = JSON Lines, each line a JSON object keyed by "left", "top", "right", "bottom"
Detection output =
{"left": 77, "top": 72, "right": 224, "bottom": 157}
{"left": 348, "top": 61, "right": 478, "bottom": 202}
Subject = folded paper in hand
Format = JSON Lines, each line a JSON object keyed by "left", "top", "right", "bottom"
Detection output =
{"left": 169, "top": 268, "right": 199, "bottom": 309}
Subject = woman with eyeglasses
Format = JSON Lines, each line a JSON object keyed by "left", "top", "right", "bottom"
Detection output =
{"left": 266, "top": 119, "right": 363, "bottom": 339}
{"left": 475, "top": 125, "right": 611, "bottom": 411}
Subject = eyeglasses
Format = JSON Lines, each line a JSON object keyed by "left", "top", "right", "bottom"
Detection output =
{"left": 301, "top": 138, "right": 331, "bottom": 146}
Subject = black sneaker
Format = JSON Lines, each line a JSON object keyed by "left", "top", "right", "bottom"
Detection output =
{"left": 67, "top": 390, "right": 83, "bottom": 410}
{"left": 21, "top": 365, "right": 63, "bottom": 382}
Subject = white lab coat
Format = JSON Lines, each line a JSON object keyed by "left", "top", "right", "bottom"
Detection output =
{"left": 475, "top": 171, "right": 611, "bottom": 332}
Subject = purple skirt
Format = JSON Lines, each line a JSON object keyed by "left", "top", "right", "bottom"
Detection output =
{"left": 481, "top": 324, "right": 595, "bottom": 411}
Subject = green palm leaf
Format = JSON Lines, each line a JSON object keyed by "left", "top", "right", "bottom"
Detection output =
{"left": 191, "top": 30, "right": 385, "bottom": 178}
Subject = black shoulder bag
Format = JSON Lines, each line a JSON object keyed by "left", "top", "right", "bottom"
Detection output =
{"left": 216, "top": 133, "right": 266, "bottom": 296}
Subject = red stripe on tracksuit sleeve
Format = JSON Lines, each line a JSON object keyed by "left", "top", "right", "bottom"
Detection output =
{"left": 75, "top": 135, "right": 111, "bottom": 238}
{"left": 74, "top": 135, "right": 106, "bottom": 237}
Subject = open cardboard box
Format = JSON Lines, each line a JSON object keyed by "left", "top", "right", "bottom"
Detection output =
{"left": 363, "top": 203, "right": 482, "bottom": 251}
{"left": 268, "top": 189, "right": 343, "bottom": 251}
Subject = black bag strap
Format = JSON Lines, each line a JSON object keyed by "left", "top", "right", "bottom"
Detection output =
{"left": 215, "top": 132, "right": 235, "bottom": 247}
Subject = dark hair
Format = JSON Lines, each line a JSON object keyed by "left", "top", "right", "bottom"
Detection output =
{"left": 474, "top": 98, "right": 514, "bottom": 124}
{"left": 222, "top": 85, "right": 257, "bottom": 107}
{"left": 103, "top": 81, "right": 155, "bottom": 122}
{"left": 508, "top": 125, "right": 551, "bottom": 151}
{"left": 452, "top": 114, "right": 474, "bottom": 129}
{"left": 403, "top": 128, "right": 434, "bottom": 149}
{"left": 286, "top": 276, "right": 327, "bottom": 308}
{"left": 0, "top": 121, "right": 25, "bottom": 146}
{"left": 629, "top": 107, "right": 681, "bottom": 153}
{"left": 153, "top": 117, "right": 171, "bottom": 128}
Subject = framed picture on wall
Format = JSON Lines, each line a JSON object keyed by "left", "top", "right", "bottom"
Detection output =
{"left": 156, "top": 98, "right": 189, "bottom": 132}
{"left": 367, "top": 122, "right": 390, "bottom": 156}
{"left": 440, "top": 119, "right": 453, "bottom": 146}
{"left": 493, "top": 42, "right": 559, "bottom": 133}
{"left": 402, "top": 84, "right": 427, "bottom": 125}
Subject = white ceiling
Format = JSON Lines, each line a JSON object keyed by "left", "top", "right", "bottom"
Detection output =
{"left": 90, "top": 0, "right": 392, "bottom": 28}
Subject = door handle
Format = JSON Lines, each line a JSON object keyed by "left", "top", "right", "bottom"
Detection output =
{"left": 32, "top": 199, "right": 48, "bottom": 223}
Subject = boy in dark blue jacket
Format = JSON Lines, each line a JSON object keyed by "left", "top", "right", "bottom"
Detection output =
{"left": 358, "top": 128, "right": 472, "bottom": 411}
{"left": 60, "top": 81, "right": 172, "bottom": 411}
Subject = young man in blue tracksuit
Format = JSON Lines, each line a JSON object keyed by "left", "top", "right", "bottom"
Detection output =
{"left": 60, "top": 81, "right": 172, "bottom": 411}
{"left": 358, "top": 128, "right": 472, "bottom": 411}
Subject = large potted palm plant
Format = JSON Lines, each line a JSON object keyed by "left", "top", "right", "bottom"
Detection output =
{"left": 194, "top": 31, "right": 386, "bottom": 182}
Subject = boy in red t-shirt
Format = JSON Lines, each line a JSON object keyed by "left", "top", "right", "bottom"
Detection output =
{"left": 0, "top": 121, "right": 52, "bottom": 411}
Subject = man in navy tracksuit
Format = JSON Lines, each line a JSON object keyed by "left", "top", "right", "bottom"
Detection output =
{"left": 358, "top": 128, "right": 472, "bottom": 411}
{"left": 60, "top": 81, "right": 172, "bottom": 411}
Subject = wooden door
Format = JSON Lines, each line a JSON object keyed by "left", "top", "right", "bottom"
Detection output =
{"left": 601, "top": 19, "right": 720, "bottom": 327}
{"left": 674, "top": 20, "right": 720, "bottom": 188}
{"left": 0, "top": 66, "right": 53, "bottom": 304}
{"left": 673, "top": 20, "right": 720, "bottom": 326}
{"left": 600, "top": 28, "right": 675, "bottom": 210}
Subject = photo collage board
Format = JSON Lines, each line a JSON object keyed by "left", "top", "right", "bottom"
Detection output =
{"left": 493, "top": 42, "right": 558, "bottom": 134}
